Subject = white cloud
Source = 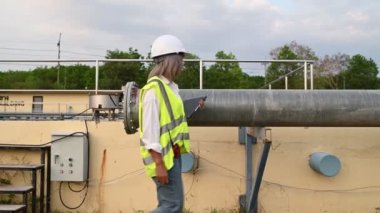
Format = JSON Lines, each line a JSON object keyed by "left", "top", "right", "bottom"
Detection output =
{"left": 0, "top": 0, "right": 379, "bottom": 70}
{"left": 346, "top": 11, "right": 369, "bottom": 23}
{"left": 222, "top": 0, "right": 280, "bottom": 11}
{"left": 271, "top": 20, "right": 295, "bottom": 34}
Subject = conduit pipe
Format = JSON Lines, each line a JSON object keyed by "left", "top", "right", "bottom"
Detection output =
{"left": 123, "top": 83, "right": 380, "bottom": 133}
{"left": 179, "top": 89, "right": 380, "bottom": 127}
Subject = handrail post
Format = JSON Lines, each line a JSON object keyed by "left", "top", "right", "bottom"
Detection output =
{"left": 304, "top": 61, "right": 307, "bottom": 90}
{"left": 285, "top": 76, "right": 288, "bottom": 90}
{"left": 199, "top": 59, "right": 203, "bottom": 89}
{"left": 95, "top": 60, "right": 99, "bottom": 94}
{"left": 310, "top": 63, "right": 314, "bottom": 90}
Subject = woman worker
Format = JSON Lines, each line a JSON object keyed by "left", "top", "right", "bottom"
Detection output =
{"left": 139, "top": 34, "right": 190, "bottom": 213}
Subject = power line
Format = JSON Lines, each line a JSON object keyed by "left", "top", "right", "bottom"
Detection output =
{"left": 0, "top": 47, "right": 104, "bottom": 58}
{"left": 0, "top": 47, "right": 56, "bottom": 52}
{"left": 61, "top": 50, "right": 104, "bottom": 57}
{"left": 0, "top": 52, "right": 56, "bottom": 57}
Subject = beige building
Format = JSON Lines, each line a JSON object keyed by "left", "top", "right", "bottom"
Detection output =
{"left": 0, "top": 90, "right": 380, "bottom": 212}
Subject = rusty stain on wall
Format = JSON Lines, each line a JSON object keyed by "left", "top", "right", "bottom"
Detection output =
{"left": 98, "top": 149, "right": 107, "bottom": 212}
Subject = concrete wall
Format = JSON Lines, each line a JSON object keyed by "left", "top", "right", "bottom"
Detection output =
{"left": 259, "top": 127, "right": 380, "bottom": 213}
{"left": 0, "top": 121, "right": 245, "bottom": 212}
{"left": 1, "top": 121, "right": 380, "bottom": 212}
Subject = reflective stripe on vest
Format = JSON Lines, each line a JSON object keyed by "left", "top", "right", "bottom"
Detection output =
{"left": 152, "top": 78, "right": 175, "bottom": 120}
{"left": 142, "top": 132, "right": 190, "bottom": 165}
{"left": 160, "top": 115, "right": 186, "bottom": 135}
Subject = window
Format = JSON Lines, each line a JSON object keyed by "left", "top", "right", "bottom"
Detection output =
{"left": 32, "top": 96, "right": 43, "bottom": 113}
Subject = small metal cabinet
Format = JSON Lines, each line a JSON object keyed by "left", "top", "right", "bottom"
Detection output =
{"left": 50, "top": 132, "right": 88, "bottom": 182}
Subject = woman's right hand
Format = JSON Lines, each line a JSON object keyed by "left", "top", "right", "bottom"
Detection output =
{"left": 155, "top": 163, "right": 169, "bottom": 184}
{"left": 149, "top": 149, "right": 169, "bottom": 184}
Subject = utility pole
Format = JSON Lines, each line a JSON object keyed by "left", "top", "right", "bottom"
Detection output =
{"left": 57, "top": 32, "right": 62, "bottom": 86}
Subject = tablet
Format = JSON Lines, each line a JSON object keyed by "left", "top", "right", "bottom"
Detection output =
{"left": 183, "top": 96, "right": 207, "bottom": 119}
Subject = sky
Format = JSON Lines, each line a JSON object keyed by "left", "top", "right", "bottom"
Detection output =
{"left": 0, "top": 0, "right": 379, "bottom": 75}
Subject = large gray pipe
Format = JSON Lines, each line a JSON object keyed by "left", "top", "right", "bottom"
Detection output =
{"left": 123, "top": 84, "right": 380, "bottom": 133}
{"left": 179, "top": 89, "right": 380, "bottom": 127}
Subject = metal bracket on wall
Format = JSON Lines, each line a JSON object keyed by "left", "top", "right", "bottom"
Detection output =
{"left": 239, "top": 127, "right": 272, "bottom": 213}
{"left": 238, "top": 127, "right": 257, "bottom": 145}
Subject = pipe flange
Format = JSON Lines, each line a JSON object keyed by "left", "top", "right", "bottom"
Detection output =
{"left": 122, "top": 81, "right": 140, "bottom": 134}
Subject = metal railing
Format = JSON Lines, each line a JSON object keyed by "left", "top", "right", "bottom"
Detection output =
{"left": 0, "top": 59, "right": 315, "bottom": 91}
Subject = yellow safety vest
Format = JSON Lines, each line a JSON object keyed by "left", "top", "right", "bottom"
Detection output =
{"left": 139, "top": 76, "right": 190, "bottom": 177}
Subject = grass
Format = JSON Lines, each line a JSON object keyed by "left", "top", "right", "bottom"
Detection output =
{"left": 0, "top": 177, "right": 14, "bottom": 204}
{"left": 52, "top": 207, "right": 243, "bottom": 212}
{"left": 133, "top": 208, "right": 242, "bottom": 213}
{"left": 53, "top": 208, "right": 240, "bottom": 213}
{"left": 0, "top": 177, "right": 11, "bottom": 185}
{"left": 209, "top": 208, "right": 242, "bottom": 213}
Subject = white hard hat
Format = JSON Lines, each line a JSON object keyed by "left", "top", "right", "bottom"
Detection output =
{"left": 151, "top": 34, "right": 186, "bottom": 58}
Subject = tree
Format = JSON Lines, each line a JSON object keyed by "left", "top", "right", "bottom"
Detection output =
{"left": 176, "top": 53, "right": 201, "bottom": 89}
{"left": 100, "top": 48, "right": 146, "bottom": 90}
{"left": 315, "top": 53, "right": 350, "bottom": 89}
{"left": 266, "top": 45, "right": 298, "bottom": 89}
{"left": 239, "top": 73, "right": 265, "bottom": 89}
{"left": 266, "top": 41, "right": 318, "bottom": 89}
{"left": 0, "top": 71, "right": 33, "bottom": 89}
{"left": 204, "top": 51, "right": 244, "bottom": 89}
{"left": 270, "top": 41, "right": 318, "bottom": 60}
{"left": 61, "top": 65, "right": 95, "bottom": 89}
{"left": 343, "top": 54, "right": 378, "bottom": 89}
{"left": 31, "top": 67, "right": 60, "bottom": 89}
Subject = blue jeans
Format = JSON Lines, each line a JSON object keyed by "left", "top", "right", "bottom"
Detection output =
{"left": 151, "top": 158, "right": 183, "bottom": 213}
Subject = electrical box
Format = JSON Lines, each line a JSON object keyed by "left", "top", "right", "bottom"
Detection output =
{"left": 51, "top": 132, "right": 89, "bottom": 182}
